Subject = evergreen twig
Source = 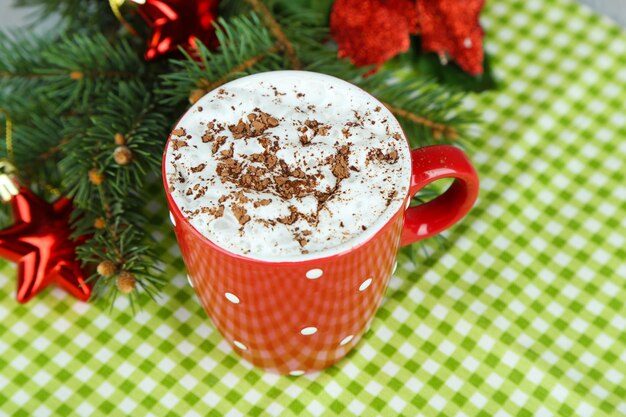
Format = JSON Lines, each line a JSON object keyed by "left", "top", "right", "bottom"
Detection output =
{"left": 382, "top": 102, "right": 459, "bottom": 140}
{"left": 200, "top": 44, "right": 281, "bottom": 93}
{"left": 160, "top": 13, "right": 283, "bottom": 104}
{"left": 244, "top": 0, "right": 302, "bottom": 69}
{"left": 0, "top": 0, "right": 478, "bottom": 310}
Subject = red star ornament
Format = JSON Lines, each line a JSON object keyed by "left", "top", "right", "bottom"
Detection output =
{"left": 0, "top": 187, "right": 91, "bottom": 303}
{"left": 133, "top": 0, "right": 220, "bottom": 61}
{"left": 416, "top": 0, "right": 485, "bottom": 75}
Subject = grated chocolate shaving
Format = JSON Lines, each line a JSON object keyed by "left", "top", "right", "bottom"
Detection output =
{"left": 367, "top": 147, "right": 399, "bottom": 164}
{"left": 331, "top": 145, "right": 351, "bottom": 180}
{"left": 228, "top": 108, "right": 279, "bottom": 139}
{"left": 172, "top": 139, "right": 188, "bottom": 150}
{"left": 172, "top": 127, "right": 186, "bottom": 136}
{"left": 201, "top": 205, "right": 224, "bottom": 218}
{"left": 278, "top": 206, "right": 300, "bottom": 225}
{"left": 231, "top": 204, "right": 251, "bottom": 225}
{"left": 220, "top": 144, "right": 234, "bottom": 159}
{"left": 169, "top": 105, "right": 403, "bottom": 254}
{"left": 212, "top": 136, "right": 227, "bottom": 154}
{"left": 253, "top": 198, "right": 272, "bottom": 208}
{"left": 386, "top": 190, "right": 398, "bottom": 207}
{"left": 298, "top": 119, "right": 330, "bottom": 145}
{"left": 191, "top": 163, "right": 206, "bottom": 173}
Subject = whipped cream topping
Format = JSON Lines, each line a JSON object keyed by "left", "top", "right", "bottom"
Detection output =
{"left": 164, "top": 71, "right": 410, "bottom": 261}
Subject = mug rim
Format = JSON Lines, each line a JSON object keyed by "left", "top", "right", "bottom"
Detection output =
{"left": 161, "top": 70, "right": 413, "bottom": 265}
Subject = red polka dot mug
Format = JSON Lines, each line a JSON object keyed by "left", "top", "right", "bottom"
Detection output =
{"left": 162, "top": 77, "right": 479, "bottom": 375}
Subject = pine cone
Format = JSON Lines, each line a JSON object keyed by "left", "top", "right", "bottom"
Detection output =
{"left": 116, "top": 271, "right": 136, "bottom": 294}
{"left": 114, "top": 146, "right": 133, "bottom": 165}
{"left": 97, "top": 260, "right": 117, "bottom": 277}
{"left": 94, "top": 217, "right": 106, "bottom": 229}
{"left": 88, "top": 169, "right": 104, "bottom": 185}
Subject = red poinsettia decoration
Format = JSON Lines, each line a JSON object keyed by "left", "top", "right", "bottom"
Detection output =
{"left": 133, "top": 0, "right": 220, "bottom": 61}
{"left": 330, "top": 0, "right": 485, "bottom": 75}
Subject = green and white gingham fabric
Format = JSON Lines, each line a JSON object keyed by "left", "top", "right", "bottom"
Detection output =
{"left": 2, "top": 0, "right": 626, "bottom": 415}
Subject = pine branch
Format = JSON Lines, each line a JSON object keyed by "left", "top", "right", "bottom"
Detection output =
{"left": 0, "top": 94, "right": 65, "bottom": 190}
{"left": 59, "top": 81, "right": 170, "bottom": 303}
{"left": 256, "top": 1, "right": 474, "bottom": 143}
{"left": 382, "top": 102, "right": 459, "bottom": 140}
{"left": 39, "top": 34, "right": 144, "bottom": 111}
{"left": 1, "top": 0, "right": 480, "bottom": 311}
{"left": 0, "top": 31, "right": 48, "bottom": 92}
{"left": 189, "top": 44, "right": 281, "bottom": 101}
{"left": 245, "top": 0, "right": 302, "bottom": 69}
{"left": 161, "top": 13, "right": 283, "bottom": 105}
{"left": 12, "top": 0, "right": 118, "bottom": 31}
{"left": 357, "top": 71, "right": 476, "bottom": 145}
{"left": 1, "top": 32, "right": 144, "bottom": 111}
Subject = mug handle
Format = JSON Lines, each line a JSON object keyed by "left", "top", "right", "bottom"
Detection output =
{"left": 400, "top": 145, "right": 479, "bottom": 247}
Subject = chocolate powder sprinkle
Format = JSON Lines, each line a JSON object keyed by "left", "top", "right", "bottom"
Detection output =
{"left": 220, "top": 144, "right": 234, "bottom": 159}
{"left": 191, "top": 163, "right": 206, "bottom": 173}
{"left": 278, "top": 206, "right": 300, "bottom": 225}
{"left": 193, "top": 186, "right": 207, "bottom": 200}
{"left": 212, "top": 136, "right": 227, "bottom": 154}
{"left": 169, "top": 101, "right": 406, "bottom": 256}
{"left": 202, "top": 131, "right": 214, "bottom": 143}
{"left": 331, "top": 145, "right": 351, "bottom": 180}
{"left": 386, "top": 190, "right": 398, "bottom": 207}
{"left": 253, "top": 198, "right": 272, "bottom": 208}
{"left": 201, "top": 205, "right": 224, "bottom": 218}
{"left": 367, "top": 147, "right": 399, "bottom": 164}
{"left": 171, "top": 140, "right": 188, "bottom": 151}
{"left": 233, "top": 191, "right": 250, "bottom": 203}
{"left": 231, "top": 204, "right": 251, "bottom": 225}
{"left": 216, "top": 159, "right": 243, "bottom": 177}
{"left": 229, "top": 108, "right": 279, "bottom": 139}
{"left": 298, "top": 120, "right": 330, "bottom": 145}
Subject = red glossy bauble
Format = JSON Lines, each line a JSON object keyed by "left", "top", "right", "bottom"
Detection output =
{"left": 134, "top": 0, "right": 220, "bottom": 61}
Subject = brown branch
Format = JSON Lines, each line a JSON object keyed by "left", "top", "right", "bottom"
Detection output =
{"left": 40, "top": 138, "right": 70, "bottom": 160}
{"left": 0, "top": 70, "right": 134, "bottom": 80}
{"left": 191, "top": 45, "right": 280, "bottom": 103}
{"left": 382, "top": 102, "right": 459, "bottom": 140}
{"left": 0, "top": 71, "right": 45, "bottom": 79}
{"left": 244, "top": 0, "right": 301, "bottom": 69}
{"left": 96, "top": 183, "right": 126, "bottom": 264}
{"left": 69, "top": 70, "right": 135, "bottom": 79}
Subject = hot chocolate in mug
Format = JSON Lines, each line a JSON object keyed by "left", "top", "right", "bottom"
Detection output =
{"left": 163, "top": 71, "right": 479, "bottom": 374}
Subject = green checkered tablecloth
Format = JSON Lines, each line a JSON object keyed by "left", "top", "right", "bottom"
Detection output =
{"left": 2, "top": 0, "right": 626, "bottom": 415}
